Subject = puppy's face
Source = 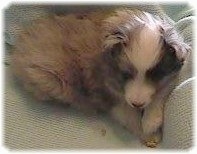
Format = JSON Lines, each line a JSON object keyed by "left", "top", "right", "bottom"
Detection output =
{"left": 103, "top": 9, "right": 190, "bottom": 108}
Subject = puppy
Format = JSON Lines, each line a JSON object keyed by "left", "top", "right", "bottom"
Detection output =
{"left": 10, "top": 8, "right": 190, "bottom": 148}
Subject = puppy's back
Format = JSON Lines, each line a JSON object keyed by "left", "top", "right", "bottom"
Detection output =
{"left": 11, "top": 14, "right": 102, "bottom": 103}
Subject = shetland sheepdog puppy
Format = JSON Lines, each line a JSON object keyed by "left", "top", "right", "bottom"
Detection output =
{"left": 11, "top": 8, "right": 190, "bottom": 147}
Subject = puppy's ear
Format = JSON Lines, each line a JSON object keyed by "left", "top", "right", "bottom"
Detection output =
{"left": 169, "top": 42, "right": 191, "bottom": 63}
{"left": 161, "top": 25, "right": 191, "bottom": 63}
{"left": 101, "top": 9, "right": 145, "bottom": 55}
{"left": 101, "top": 10, "right": 133, "bottom": 51}
{"left": 102, "top": 25, "right": 127, "bottom": 58}
{"left": 103, "top": 29, "right": 128, "bottom": 51}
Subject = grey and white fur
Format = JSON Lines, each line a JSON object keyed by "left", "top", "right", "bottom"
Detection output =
{"left": 11, "top": 8, "right": 191, "bottom": 147}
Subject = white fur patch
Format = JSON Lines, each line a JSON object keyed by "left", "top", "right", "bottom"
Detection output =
{"left": 125, "top": 25, "right": 162, "bottom": 72}
{"left": 124, "top": 24, "right": 162, "bottom": 108}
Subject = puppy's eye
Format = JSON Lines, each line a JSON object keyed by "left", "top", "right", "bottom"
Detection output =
{"left": 146, "top": 49, "right": 183, "bottom": 83}
{"left": 169, "top": 46, "right": 176, "bottom": 53}
{"left": 122, "top": 71, "right": 132, "bottom": 81}
{"left": 146, "top": 69, "right": 164, "bottom": 82}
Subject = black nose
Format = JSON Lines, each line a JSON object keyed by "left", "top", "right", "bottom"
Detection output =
{"left": 131, "top": 102, "right": 144, "bottom": 108}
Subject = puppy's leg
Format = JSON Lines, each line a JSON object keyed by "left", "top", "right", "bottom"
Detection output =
{"left": 141, "top": 79, "right": 177, "bottom": 148}
{"left": 110, "top": 103, "right": 142, "bottom": 137}
{"left": 141, "top": 100, "right": 164, "bottom": 148}
{"left": 18, "top": 65, "right": 72, "bottom": 105}
{"left": 142, "top": 101, "right": 164, "bottom": 135}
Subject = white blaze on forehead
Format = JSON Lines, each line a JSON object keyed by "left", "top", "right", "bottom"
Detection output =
{"left": 125, "top": 25, "right": 162, "bottom": 71}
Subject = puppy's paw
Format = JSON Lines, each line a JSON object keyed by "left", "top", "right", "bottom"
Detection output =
{"left": 142, "top": 132, "right": 161, "bottom": 148}
{"left": 143, "top": 135, "right": 160, "bottom": 148}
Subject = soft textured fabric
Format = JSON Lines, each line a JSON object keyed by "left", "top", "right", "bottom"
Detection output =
{"left": 4, "top": 4, "right": 193, "bottom": 149}
{"left": 162, "top": 78, "right": 194, "bottom": 149}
